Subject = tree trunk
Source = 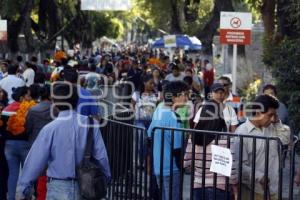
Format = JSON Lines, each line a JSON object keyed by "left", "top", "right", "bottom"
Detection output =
{"left": 169, "top": 0, "right": 183, "bottom": 33}
{"left": 7, "top": 18, "right": 22, "bottom": 53}
{"left": 21, "top": 0, "right": 35, "bottom": 53}
{"left": 43, "top": 0, "right": 59, "bottom": 50}
{"left": 196, "top": 0, "right": 234, "bottom": 56}
{"left": 38, "top": 0, "right": 47, "bottom": 33}
{"left": 261, "top": 0, "right": 276, "bottom": 40}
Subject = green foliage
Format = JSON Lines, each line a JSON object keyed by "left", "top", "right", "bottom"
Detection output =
{"left": 240, "top": 79, "right": 262, "bottom": 101}
{"left": 263, "top": 38, "right": 300, "bottom": 133}
{"left": 0, "top": 0, "right": 125, "bottom": 51}
{"left": 91, "top": 13, "right": 123, "bottom": 40}
{"left": 284, "top": 1, "right": 300, "bottom": 35}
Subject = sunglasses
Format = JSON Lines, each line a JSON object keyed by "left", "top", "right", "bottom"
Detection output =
{"left": 222, "top": 83, "right": 230, "bottom": 87}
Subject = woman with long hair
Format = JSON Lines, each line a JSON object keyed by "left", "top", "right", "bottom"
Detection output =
{"left": 184, "top": 100, "right": 237, "bottom": 200}
{"left": 131, "top": 74, "right": 159, "bottom": 129}
{"left": 2, "top": 86, "right": 36, "bottom": 200}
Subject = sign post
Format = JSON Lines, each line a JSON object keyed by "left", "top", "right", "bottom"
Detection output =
{"left": 220, "top": 12, "right": 252, "bottom": 94}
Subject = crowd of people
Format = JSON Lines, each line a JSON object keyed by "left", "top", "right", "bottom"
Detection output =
{"left": 0, "top": 47, "right": 299, "bottom": 200}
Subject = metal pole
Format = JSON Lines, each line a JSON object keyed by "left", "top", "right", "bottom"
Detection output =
{"left": 221, "top": 44, "right": 225, "bottom": 74}
{"left": 61, "top": 0, "right": 64, "bottom": 51}
{"left": 232, "top": 44, "right": 237, "bottom": 94}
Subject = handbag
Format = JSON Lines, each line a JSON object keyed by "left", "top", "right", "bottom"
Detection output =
{"left": 77, "top": 117, "right": 107, "bottom": 200}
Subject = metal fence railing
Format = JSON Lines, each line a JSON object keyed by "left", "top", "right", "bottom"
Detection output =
{"left": 100, "top": 118, "right": 300, "bottom": 200}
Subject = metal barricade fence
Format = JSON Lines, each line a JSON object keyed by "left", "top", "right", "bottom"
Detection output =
{"left": 150, "top": 127, "right": 286, "bottom": 200}
{"left": 289, "top": 139, "right": 300, "bottom": 200}
{"left": 100, "top": 111, "right": 151, "bottom": 199}
{"left": 100, "top": 118, "right": 300, "bottom": 200}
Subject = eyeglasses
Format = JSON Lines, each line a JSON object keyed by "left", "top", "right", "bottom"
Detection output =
{"left": 222, "top": 83, "right": 230, "bottom": 87}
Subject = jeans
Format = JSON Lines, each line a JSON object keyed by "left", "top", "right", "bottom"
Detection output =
{"left": 46, "top": 179, "right": 80, "bottom": 200}
{"left": 0, "top": 137, "right": 8, "bottom": 200}
{"left": 134, "top": 120, "right": 150, "bottom": 166}
{"left": 5, "top": 140, "right": 30, "bottom": 200}
{"left": 193, "top": 187, "right": 231, "bottom": 200}
{"left": 156, "top": 172, "right": 180, "bottom": 200}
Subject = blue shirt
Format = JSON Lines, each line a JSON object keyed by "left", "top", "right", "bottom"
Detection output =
{"left": 147, "top": 106, "right": 183, "bottom": 176}
{"left": 17, "top": 110, "right": 110, "bottom": 198}
{"left": 77, "top": 88, "right": 99, "bottom": 116}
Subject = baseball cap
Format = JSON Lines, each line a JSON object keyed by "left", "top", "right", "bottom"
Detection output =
{"left": 211, "top": 83, "right": 225, "bottom": 92}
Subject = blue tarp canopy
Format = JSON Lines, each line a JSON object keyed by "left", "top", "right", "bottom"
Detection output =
{"left": 152, "top": 35, "right": 202, "bottom": 50}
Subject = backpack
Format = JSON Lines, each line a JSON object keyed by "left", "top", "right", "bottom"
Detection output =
{"left": 77, "top": 117, "right": 107, "bottom": 200}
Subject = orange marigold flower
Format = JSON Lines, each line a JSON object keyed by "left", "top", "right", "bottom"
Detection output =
{"left": 7, "top": 100, "right": 37, "bottom": 135}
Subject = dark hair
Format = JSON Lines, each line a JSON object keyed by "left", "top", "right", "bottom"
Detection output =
{"left": 139, "top": 74, "right": 153, "bottom": 93}
{"left": 171, "top": 63, "right": 179, "bottom": 71}
{"left": 183, "top": 76, "right": 193, "bottom": 86}
{"left": 104, "top": 62, "right": 113, "bottom": 74}
{"left": 31, "top": 56, "right": 38, "bottom": 63}
{"left": 12, "top": 86, "right": 29, "bottom": 102}
{"left": 251, "top": 94, "right": 279, "bottom": 116}
{"left": 262, "top": 84, "right": 277, "bottom": 96}
{"left": 194, "top": 100, "right": 227, "bottom": 146}
{"left": 34, "top": 72, "right": 46, "bottom": 84}
{"left": 90, "top": 64, "right": 97, "bottom": 72}
{"left": 25, "top": 61, "right": 33, "bottom": 69}
{"left": 17, "top": 55, "right": 23, "bottom": 62}
{"left": 61, "top": 58, "right": 69, "bottom": 66}
{"left": 0, "top": 89, "right": 8, "bottom": 106}
{"left": 40, "top": 85, "right": 51, "bottom": 100}
{"left": 29, "top": 84, "right": 41, "bottom": 100}
{"left": 163, "top": 81, "right": 189, "bottom": 104}
{"left": 63, "top": 68, "right": 78, "bottom": 83}
{"left": 7, "top": 64, "right": 19, "bottom": 75}
{"left": 43, "top": 59, "right": 50, "bottom": 64}
{"left": 218, "top": 76, "right": 232, "bottom": 84}
{"left": 52, "top": 83, "right": 78, "bottom": 110}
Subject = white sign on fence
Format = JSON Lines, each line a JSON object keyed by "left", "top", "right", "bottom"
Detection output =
{"left": 81, "top": 0, "right": 132, "bottom": 11}
{"left": 0, "top": 20, "right": 7, "bottom": 41}
{"left": 210, "top": 145, "right": 233, "bottom": 177}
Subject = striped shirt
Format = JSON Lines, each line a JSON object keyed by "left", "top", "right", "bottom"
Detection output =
{"left": 184, "top": 138, "right": 237, "bottom": 190}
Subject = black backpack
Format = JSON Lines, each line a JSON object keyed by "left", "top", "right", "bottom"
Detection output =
{"left": 77, "top": 117, "right": 107, "bottom": 200}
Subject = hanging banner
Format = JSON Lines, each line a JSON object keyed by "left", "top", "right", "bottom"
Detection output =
{"left": 0, "top": 20, "right": 7, "bottom": 41}
{"left": 81, "top": 0, "right": 132, "bottom": 11}
{"left": 164, "top": 35, "right": 176, "bottom": 48}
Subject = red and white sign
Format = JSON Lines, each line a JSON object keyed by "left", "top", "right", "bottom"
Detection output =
{"left": 0, "top": 20, "right": 7, "bottom": 41}
{"left": 220, "top": 12, "right": 252, "bottom": 45}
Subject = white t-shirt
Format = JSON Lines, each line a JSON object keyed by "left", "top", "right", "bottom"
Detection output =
{"left": 165, "top": 73, "right": 185, "bottom": 82}
{"left": 132, "top": 92, "right": 158, "bottom": 120}
{"left": 23, "top": 68, "right": 35, "bottom": 86}
{"left": 0, "top": 75, "right": 25, "bottom": 103}
{"left": 193, "top": 104, "right": 238, "bottom": 131}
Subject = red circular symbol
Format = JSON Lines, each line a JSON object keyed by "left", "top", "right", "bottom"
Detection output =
{"left": 230, "top": 17, "right": 242, "bottom": 28}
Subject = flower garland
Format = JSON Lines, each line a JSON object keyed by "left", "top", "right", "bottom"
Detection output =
{"left": 7, "top": 100, "right": 37, "bottom": 135}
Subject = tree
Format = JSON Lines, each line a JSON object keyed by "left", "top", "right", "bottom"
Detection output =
{"left": 196, "top": 0, "right": 234, "bottom": 55}
{"left": 262, "top": 0, "right": 300, "bottom": 133}
{"left": 0, "top": 0, "right": 124, "bottom": 53}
